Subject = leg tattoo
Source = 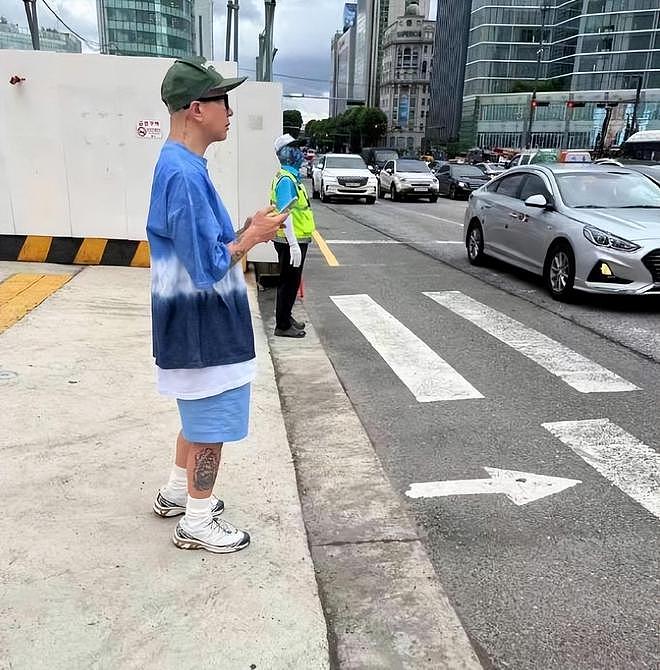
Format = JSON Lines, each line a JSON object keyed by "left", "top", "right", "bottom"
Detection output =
{"left": 193, "top": 447, "right": 220, "bottom": 492}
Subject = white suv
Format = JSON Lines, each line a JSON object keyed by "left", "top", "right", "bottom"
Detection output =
{"left": 378, "top": 159, "right": 439, "bottom": 202}
{"left": 312, "top": 153, "right": 378, "bottom": 204}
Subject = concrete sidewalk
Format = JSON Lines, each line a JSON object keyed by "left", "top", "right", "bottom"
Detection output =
{"left": 0, "top": 265, "right": 329, "bottom": 670}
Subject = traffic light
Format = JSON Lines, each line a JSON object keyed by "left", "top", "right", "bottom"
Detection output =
{"left": 532, "top": 100, "right": 550, "bottom": 108}
{"left": 567, "top": 100, "right": 586, "bottom": 108}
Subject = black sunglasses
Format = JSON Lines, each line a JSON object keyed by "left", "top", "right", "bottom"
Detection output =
{"left": 183, "top": 94, "right": 229, "bottom": 110}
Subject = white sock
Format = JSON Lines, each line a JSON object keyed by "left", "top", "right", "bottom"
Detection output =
{"left": 183, "top": 495, "right": 212, "bottom": 531}
{"left": 162, "top": 465, "right": 187, "bottom": 501}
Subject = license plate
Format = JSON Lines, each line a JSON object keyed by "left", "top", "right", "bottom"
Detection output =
{"left": 346, "top": 182, "right": 361, "bottom": 187}
{"left": 414, "top": 187, "right": 427, "bottom": 192}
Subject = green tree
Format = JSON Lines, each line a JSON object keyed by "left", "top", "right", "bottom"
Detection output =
{"left": 304, "top": 107, "right": 387, "bottom": 152}
{"left": 283, "top": 109, "right": 304, "bottom": 138}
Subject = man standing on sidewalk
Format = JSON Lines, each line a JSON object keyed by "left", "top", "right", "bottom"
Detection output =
{"left": 147, "top": 59, "right": 287, "bottom": 554}
{"left": 270, "top": 134, "right": 316, "bottom": 338}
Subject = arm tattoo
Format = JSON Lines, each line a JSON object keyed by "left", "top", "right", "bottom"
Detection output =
{"left": 193, "top": 447, "right": 220, "bottom": 492}
{"left": 230, "top": 248, "right": 246, "bottom": 268}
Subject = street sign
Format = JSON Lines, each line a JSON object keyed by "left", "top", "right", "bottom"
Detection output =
{"left": 406, "top": 467, "right": 581, "bottom": 506}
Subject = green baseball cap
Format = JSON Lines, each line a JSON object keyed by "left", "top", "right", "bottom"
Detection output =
{"left": 161, "top": 58, "right": 247, "bottom": 113}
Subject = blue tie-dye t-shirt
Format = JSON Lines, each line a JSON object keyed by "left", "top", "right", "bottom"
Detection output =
{"left": 146, "top": 140, "right": 254, "bottom": 370}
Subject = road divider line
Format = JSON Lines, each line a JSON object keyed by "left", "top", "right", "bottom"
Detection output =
{"left": 324, "top": 239, "right": 463, "bottom": 245}
{"left": 0, "top": 273, "right": 72, "bottom": 333}
{"left": 542, "top": 419, "right": 660, "bottom": 518}
{"left": 424, "top": 290, "right": 638, "bottom": 394}
{"left": 330, "top": 294, "right": 483, "bottom": 402}
{"left": 312, "top": 230, "right": 340, "bottom": 267}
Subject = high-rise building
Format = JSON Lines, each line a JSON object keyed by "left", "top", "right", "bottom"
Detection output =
{"left": 426, "top": 0, "right": 472, "bottom": 147}
{"left": 428, "top": 0, "right": 660, "bottom": 152}
{"left": 97, "top": 0, "right": 213, "bottom": 60}
{"left": 0, "top": 18, "right": 82, "bottom": 53}
{"left": 379, "top": 2, "right": 434, "bottom": 153}
{"left": 330, "top": 27, "right": 357, "bottom": 116}
{"left": 465, "top": 1, "right": 660, "bottom": 96}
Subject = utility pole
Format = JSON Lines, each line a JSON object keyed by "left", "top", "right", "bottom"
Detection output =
{"left": 523, "top": 3, "right": 550, "bottom": 149}
{"left": 256, "top": 1, "right": 277, "bottom": 82}
{"left": 23, "top": 0, "right": 40, "bottom": 50}
{"left": 225, "top": 1, "right": 239, "bottom": 62}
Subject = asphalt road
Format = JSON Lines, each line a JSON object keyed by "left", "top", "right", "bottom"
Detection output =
{"left": 267, "top": 187, "right": 660, "bottom": 670}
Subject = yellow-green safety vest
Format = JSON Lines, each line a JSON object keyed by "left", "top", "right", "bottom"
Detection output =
{"left": 270, "top": 169, "right": 316, "bottom": 243}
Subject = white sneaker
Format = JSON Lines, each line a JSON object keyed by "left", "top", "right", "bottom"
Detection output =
{"left": 153, "top": 490, "right": 224, "bottom": 518}
{"left": 172, "top": 517, "right": 250, "bottom": 554}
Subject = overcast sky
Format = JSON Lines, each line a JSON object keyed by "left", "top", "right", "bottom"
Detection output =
{"left": 0, "top": 0, "right": 437, "bottom": 121}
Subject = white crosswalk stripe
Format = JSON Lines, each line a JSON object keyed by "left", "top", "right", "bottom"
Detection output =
{"left": 330, "top": 294, "right": 484, "bottom": 403}
{"left": 424, "top": 291, "right": 639, "bottom": 394}
{"left": 542, "top": 419, "right": 660, "bottom": 518}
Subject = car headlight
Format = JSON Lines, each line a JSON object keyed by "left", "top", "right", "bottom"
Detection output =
{"left": 458, "top": 181, "right": 467, "bottom": 188}
{"left": 324, "top": 175, "right": 338, "bottom": 183}
{"left": 583, "top": 226, "right": 640, "bottom": 253}
{"left": 432, "top": 177, "right": 438, "bottom": 183}
{"left": 398, "top": 177, "right": 408, "bottom": 183}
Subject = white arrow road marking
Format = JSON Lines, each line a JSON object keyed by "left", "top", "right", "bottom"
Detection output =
{"left": 406, "top": 467, "right": 581, "bottom": 505}
{"left": 330, "top": 294, "right": 483, "bottom": 402}
{"left": 424, "top": 291, "right": 639, "bottom": 394}
{"left": 542, "top": 419, "right": 660, "bottom": 518}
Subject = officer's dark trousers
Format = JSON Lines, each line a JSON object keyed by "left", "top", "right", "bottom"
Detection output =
{"left": 274, "top": 241, "right": 309, "bottom": 330}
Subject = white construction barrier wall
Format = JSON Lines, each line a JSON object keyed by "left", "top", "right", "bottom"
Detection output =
{"left": 0, "top": 50, "right": 280, "bottom": 262}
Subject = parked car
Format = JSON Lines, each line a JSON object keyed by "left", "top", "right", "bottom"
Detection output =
{"left": 476, "top": 162, "right": 506, "bottom": 178}
{"left": 464, "top": 164, "right": 660, "bottom": 300}
{"left": 312, "top": 153, "right": 378, "bottom": 204}
{"left": 361, "top": 147, "right": 399, "bottom": 173}
{"left": 435, "top": 163, "right": 490, "bottom": 199}
{"left": 378, "top": 159, "right": 439, "bottom": 202}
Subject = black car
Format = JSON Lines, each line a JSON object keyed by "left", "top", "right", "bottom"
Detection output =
{"left": 435, "top": 164, "right": 490, "bottom": 199}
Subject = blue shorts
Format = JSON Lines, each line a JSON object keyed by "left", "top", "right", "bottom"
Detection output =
{"left": 176, "top": 384, "right": 251, "bottom": 444}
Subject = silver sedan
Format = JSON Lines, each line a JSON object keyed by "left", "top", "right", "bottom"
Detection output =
{"left": 464, "top": 164, "right": 660, "bottom": 300}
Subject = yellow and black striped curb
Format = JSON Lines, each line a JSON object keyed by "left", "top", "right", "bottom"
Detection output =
{"left": 0, "top": 235, "right": 150, "bottom": 267}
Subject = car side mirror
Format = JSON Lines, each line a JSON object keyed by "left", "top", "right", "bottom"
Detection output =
{"left": 525, "top": 194, "right": 552, "bottom": 209}
{"left": 368, "top": 165, "right": 374, "bottom": 171}
{"left": 386, "top": 168, "right": 393, "bottom": 174}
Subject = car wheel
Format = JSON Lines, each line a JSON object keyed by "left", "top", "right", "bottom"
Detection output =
{"left": 449, "top": 184, "right": 456, "bottom": 200}
{"left": 390, "top": 185, "right": 399, "bottom": 201}
{"left": 366, "top": 196, "right": 376, "bottom": 205}
{"left": 320, "top": 182, "right": 328, "bottom": 203}
{"left": 544, "top": 242, "right": 575, "bottom": 301}
{"left": 429, "top": 195, "right": 438, "bottom": 203}
{"left": 466, "top": 220, "right": 486, "bottom": 266}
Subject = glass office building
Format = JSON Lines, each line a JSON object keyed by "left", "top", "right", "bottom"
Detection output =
{"left": 465, "top": 0, "right": 660, "bottom": 96}
{"left": 97, "top": 0, "right": 197, "bottom": 58}
{"left": 454, "top": 0, "right": 660, "bottom": 151}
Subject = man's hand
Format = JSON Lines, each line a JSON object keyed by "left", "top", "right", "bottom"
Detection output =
{"left": 228, "top": 206, "right": 287, "bottom": 267}
{"left": 289, "top": 242, "right": 302, "bottom": 268}
{"left": 248, "top": 206, "right": 287, "bottom": 245}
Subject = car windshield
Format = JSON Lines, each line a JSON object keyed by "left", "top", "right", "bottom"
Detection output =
{"left": 556, "top": 172, "right": 660, "bottom": 208}
{"left": 397, "top": 160, "right": 430, "bottom": 173}
{"left": 325, "top": 156, "right": 367, "bottom": 169}
{"left": 451, "top": 165, "right": 486, "bottom": 177}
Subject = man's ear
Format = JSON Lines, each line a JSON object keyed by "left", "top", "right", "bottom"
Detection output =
{"left": 188, "top": 101, "right": 203, "bottom": 119}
